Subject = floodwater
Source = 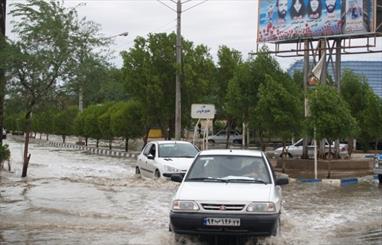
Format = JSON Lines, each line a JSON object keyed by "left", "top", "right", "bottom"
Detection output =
{"left": 1, "top": 140, "right": 381, "bottom": 245}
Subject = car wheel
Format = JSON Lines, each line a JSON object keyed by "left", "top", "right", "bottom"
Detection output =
{"left": 272, "top": 217, "right": 280, "bottom": 236}
{"left": 135, "top": 166, "right": 141, "bottom": 177}
{"left": 233, "top": 139, "right": 242, "bottom": 144}
{"left": 378, "top": 174, "right": 382, "bottom": 184}
{"left": 208, "top": 139, "right": 215, "bottom": 144}
{"left": 154, "top": 169, "right": 161, "bottom": 179}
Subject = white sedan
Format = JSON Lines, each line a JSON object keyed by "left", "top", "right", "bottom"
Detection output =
{"left": 274, "top": 139, "right": 348, "bottom": 158}
{"left": 136, "top": 141, "right": 199, "bottom": 179}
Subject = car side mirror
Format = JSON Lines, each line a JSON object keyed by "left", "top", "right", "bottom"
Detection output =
{"left": 276, "top": 175, "right": 289, "bottom": 185}
{"left": 170, "top": 174, "right": 184, "bottom": 183}
{"left": 147, "top": 154, "right": 155, "bottom": 160}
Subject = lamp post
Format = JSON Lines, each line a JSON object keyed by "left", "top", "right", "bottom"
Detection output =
{"left": 77, "top": 31, "right": 128, "bottom": 144}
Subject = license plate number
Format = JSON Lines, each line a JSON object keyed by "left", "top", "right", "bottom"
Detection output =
{"left": 203, "top": 218, "right": 240, "bottom": 227}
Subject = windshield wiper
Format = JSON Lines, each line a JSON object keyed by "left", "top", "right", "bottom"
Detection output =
{"left": 187, "top": 177, "right": 228, "bottom": 183}
{"left": 224, "top": 178, "right": 268, "bottom": 184}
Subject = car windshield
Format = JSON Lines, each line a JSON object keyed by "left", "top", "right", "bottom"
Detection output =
{"left": 158, "top": 143, "right": 198, "bottom": 158}
{"left": 186, "top": 155, "right": 271, "bottom": 184}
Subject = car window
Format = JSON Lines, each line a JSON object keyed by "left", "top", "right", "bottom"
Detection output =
{"left": 295, "top": 140, "right": 304, "bottom": 147}
{"left": 143, "top": 143, "right": 152, "bottom": 156}
{"left": 148, "top": 144, "right": 156, "bottom": 157}
{"left": 186, "top": 155, "right": 271, "bottom": 183}
{"left": 216, "top": 131, "right": 226, "bottom": 136}
{"left": 158, "top": 143, "right": 199, "bottom": 158}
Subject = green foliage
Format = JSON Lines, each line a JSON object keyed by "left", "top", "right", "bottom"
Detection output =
{"left": 82, "top": 104, "right": 111, "bottom": 140}
{"left": 0, "top": 144, "right": 11, "bottom": 162}
{"left": 254, "top": 75, "right": 302, "bottom": 141}
{"left": 32, "top": 109, "right": 56, "bottom": 135}
{"left": 53, "top": 106, "right": 79, "bottom": 137}
{"left": 306, "top": 85, "right": 358, "bottom": 141}
{"left": 110, "top": 100, "right": 145, "bottom": 140}
{"left": 121, "top": 33, "right": 215, "bottom": 134}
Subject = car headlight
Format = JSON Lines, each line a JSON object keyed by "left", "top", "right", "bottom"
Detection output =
{"left": 172, "top": 200, "right": 199, "bottom": 212}
{"left": 164, "top": 165, "right": 179, "bottom": 173}
{"left": 246, "top": 202, "right": 276, "bottom": 213}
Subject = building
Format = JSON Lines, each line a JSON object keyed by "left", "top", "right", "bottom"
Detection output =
{"left": 287, "top": 60, "right": 382, "bottom": 97}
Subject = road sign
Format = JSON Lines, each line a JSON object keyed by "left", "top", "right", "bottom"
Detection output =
{"left": 191, "top": 104, "right": 215, "bottom": 119}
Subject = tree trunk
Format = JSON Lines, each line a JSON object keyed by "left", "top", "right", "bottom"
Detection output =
{"left": 62, "top": 135, "right": 66, "bottom": 143}
{"left": 85, "top": 137, "right": 88, "bottom": 146}
{"left": 302, "top": 136, "right": 309, "bottom": 159}
{"left": 46, "top": 134, "right": 49, "bottom": 141}
{"left": 347, "top": 137, "right": 353, "bottom": 158}
{"left": 39, "top": 133, "right": 42, "bottom": 140}
{"left": 125, "top": 138, "right": 129, "bottom": 152}
{"left": 96, "top": 139, "right": 99, "bottom": 148}
{"left": 225, "top": 120, "right": 231, "bottom": 149}
{"left": 109, "top": 139, "right": 112, "bottom": 150}
{"left": 21, "top": 112, "right": 32, "bottom": 177}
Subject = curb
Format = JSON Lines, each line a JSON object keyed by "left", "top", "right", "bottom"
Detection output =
{"left": 41, "top": 141, "right": 138, "bottom": 160}
{"left": 290, "top": 176, "right": 379, "bottom": 186}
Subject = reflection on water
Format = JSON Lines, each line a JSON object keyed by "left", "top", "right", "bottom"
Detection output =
{"left": 1, "top": 141, "right": 381, "bottom": 244}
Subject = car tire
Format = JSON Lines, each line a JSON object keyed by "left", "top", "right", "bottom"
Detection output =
{"left": 154, "top": 169, "right": 161, "bottom": 179}
{"left": 272, "top": 217, "right": 280, "bottom": 236}
{"left": 208, "top": 139, "right": 215, "bottom": 144}
{"left": 378, "top": 174, "right": 382, "bottom": 184}
{"left": 233, "top": 139, "right": 242, "bottom": 144}
{"left": 135, "top": 166, "right": 141, "bottom": 177}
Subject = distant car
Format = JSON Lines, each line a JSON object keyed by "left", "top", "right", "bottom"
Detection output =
{"left": 169, "top": 149, "right": 289, "bottom": 238}
{"left": 208, "top": 130, "right": 242, "bottom": 144}
{"left": 373, "top": 154, "right": 382, "bottom": 183}
{"left": 136, "top": 141, "right": 199, "bottom": 179}
{"left": 274, "top": 139, "right": 348, "bottom": 158}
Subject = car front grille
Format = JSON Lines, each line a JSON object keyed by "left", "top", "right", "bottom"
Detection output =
{"left": 201, "top": 203, "right": 245, "bottom": 211}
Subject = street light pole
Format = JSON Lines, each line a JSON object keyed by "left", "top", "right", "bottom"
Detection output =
{"left": 175, "top": 0, "right": 182, "bottom": 140}
{"left": 0, "top": 0, "right": 6, "bottom": 146}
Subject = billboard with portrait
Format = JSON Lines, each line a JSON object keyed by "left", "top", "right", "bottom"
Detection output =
{"left": 257, "top": 0, "right": 376, "bottom": 42}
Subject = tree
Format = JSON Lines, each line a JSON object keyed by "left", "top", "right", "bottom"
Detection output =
{"left": 53, "top": 106, "right": 78, "bottom": 143}
{"left": 121, "top": 33, "right": 215, "bottom": 141}
{"left": 306, "top": 84, "right": 358, "bottom": 158}
{"left": 254, "top": 75, "right": 302, "bottom": 155}
{"left": 110, "top": 100, "right": 145, "bottom": 152}
{"left": 82, "top": 103, "right": 111, "bottom": 148}
{"left": 4, "top": 0, "right": 108, "bottom": 177}
{"left": 341, "top": 70, "right": 380, "bottom": 152}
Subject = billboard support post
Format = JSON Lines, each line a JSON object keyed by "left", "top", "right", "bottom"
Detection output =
{"left": 302, "top": 40, "right": 309, "bottom": 159}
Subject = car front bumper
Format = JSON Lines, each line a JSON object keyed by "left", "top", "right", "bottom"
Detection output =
{"left": 170, "top": 211, "right": 279, "bottom": 236}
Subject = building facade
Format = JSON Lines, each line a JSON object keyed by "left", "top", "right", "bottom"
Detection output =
{"left": 288, "top": 60, "right": 382, "bottom": 97}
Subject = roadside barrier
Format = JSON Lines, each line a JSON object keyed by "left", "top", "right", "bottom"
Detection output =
{"left": 41, "top": 141, "right": 138, "bottom": 159}
{"left": 292, "top": 176, "right": 379, "bottom": 186}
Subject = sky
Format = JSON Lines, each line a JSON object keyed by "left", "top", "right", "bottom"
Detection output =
{"left": 5, "top": 0, "right": 382, "bottom": 71}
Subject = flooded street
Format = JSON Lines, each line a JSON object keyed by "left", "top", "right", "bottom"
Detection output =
{"left": 1, "top": 140, "right": 381, "bottom": 244}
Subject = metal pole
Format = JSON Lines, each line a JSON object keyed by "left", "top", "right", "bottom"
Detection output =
{"left": 302, "top": 40, "right": 309, "bottom": 159}
{"left": 314, "top": 128, "right": 317, "bottom": 179}
{"left": 0, "top": 0, "right": 6, "bottom": 146}
{"left": 175, "top": 0, "right": 182, "bottom": 140}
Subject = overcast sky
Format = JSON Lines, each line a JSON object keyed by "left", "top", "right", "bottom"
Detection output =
{"left": 5, "top": 0, "right": 382, "bottom": 70}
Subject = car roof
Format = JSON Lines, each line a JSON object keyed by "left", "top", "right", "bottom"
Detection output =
{"left": 150, "top": 140, "right": 193, "bottom": 145}
{"left": 198, "top": 149, "right": 263, "bottom": 157}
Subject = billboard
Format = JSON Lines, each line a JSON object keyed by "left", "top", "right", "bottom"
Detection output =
{"left": 257, "top": 0, "right": 376, "bottom": 42}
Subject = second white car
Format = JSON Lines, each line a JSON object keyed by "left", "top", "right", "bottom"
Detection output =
{"left": 136, "top": 141, "right": 199, "bottom": 179}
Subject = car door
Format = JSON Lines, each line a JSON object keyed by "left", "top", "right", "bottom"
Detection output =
{"left": 139, "top": 143, "right": 154, "bottom": 177}
{"left": 146, "top": 143, "right": 158, "bottom": 176}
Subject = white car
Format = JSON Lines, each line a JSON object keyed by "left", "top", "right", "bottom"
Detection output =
{"left": 136, "top": 141, "right": 199, "bottom": 179}
{"left": 208, "top": 130, "right": 242, "bottom": 144}
{"left": 169, "top": 149, "right": 288, "bottom": 237}
{"left": 274, "top": 138, "right": 348, "bottom": 158}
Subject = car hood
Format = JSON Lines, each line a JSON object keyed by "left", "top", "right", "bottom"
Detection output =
{"left": 158, "top": 157, "right": 194, "bottom": 171}
{"left": 175, "top": 182, "right": 273, "bottom": 202}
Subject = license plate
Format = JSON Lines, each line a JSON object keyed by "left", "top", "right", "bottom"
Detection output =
{"left": 203, "top": 218, "right": 240, "bottom": 227}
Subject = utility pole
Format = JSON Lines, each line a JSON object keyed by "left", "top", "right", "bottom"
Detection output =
{"left": 0, "top": 0, "right": 6, "bottom": 146}
{"left": 157, "top": 0, "right": 207, "bottom": 140}
{"left": 175, "top": 0, "right": 182, "bottom": 140}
